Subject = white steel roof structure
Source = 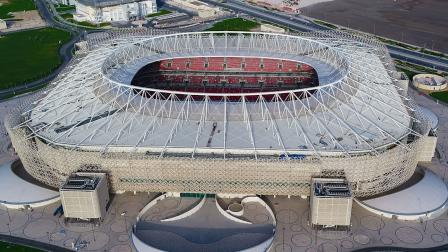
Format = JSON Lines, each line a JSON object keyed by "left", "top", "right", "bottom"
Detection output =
{"left": 19, "top": 30, "right": 423, "bottom": 160}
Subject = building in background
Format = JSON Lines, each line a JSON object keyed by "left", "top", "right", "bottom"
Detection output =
{"left": 149, "top": 12, "right": 190, "bottom": 25}
{"left": 55, "top": 0, "right": 76, "bottom": 6}
{"left": 73, "top": 0, "right": 157, "bottom": 23}
{"left": 0, "top": 19, "right": 7, "bottom": 30}
{"left": 412, "top": 73, "right": 447, "bottom": 91}
{"left": 164, "top": 0, "right": 221, "bottom": 18}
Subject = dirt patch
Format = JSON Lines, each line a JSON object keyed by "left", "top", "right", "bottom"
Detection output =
{"left": 301, "top": 0, "right": 448, "bottom": 53}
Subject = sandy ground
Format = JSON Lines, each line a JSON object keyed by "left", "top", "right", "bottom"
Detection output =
{"left": 299, "top": 0, "right": 334, "bottom": 8}
{"left": 300, "top": 0, "right": 448, "bottom": 53}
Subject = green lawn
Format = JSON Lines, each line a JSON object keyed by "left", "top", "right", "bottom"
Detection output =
{"left": 0, "top": 0, "right": 36, "bottom": 19}
{"left": 59, "top": 12, "right": 72, "bottom": 19}
{"left": 206, "top": 18, "right": 259, "bottom": 32}
{"left": 430, "top": 91, "right": 448, "bottom": 103}
{"left": 0, "top": 241, "right": 43, "bottom": 252}
{"left": 146, "top": 9, "right": 171, "bottom": 18}
{"left": 0, "top": 28, "right": 72, "bottom": 89}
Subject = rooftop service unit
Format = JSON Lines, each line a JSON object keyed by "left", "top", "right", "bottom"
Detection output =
{"left": 60, "top": 172, "right": 109, "bottom": 220}
{"left": 310, "top": 178, "right": 352, "bottom": 228}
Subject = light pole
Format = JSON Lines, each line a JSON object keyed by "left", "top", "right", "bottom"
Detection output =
{"left": 443, "top": 163, "right": 447, "bottom": 182}
{"left": 282, "top": 226, "right": 285, "bottom": 251}
{"left": 47, "top": 231, "right": 52, "bottom": 243}
{"left": 423, "top": 213, "right": 428, "bottom": 233}
{"left": 378, "top": 214, "right": 383, "bottom": 237}
{"left": 6, "top": 223, "right": 11, "bottom": 236}
{"left": 1, "top": 201, "right": 11, "bottom": 223}
{"left": 6, "top": 206, "right": 11, "bottom": 224}
{"left": 1, "top": 202, "right": 12, "bottom": 236}
{"left": 91, "top": 222, "right": 96, "bottom": 242}
{"left": 121, "top": 211, "right": 128, "bottom": 237}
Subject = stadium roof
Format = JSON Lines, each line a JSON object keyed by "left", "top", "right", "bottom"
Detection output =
{"left": 18, "top": 30, "right": 426, "bottom": 160}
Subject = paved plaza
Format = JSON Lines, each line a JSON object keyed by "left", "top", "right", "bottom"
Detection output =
{"left": 268, "top": 195, "right": 448, "bottom": 252}
{"left": 0, "top": 192, "right": 153, "bottom": 251}
{"left": 1, "top": 190, "right": 448, "bottom": 251}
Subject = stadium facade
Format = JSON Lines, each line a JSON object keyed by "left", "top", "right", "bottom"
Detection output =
{"left": 5, "top": 29, "right": 437, "bottom": 197}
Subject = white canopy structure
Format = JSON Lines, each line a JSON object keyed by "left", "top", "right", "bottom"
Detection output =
{"left": 358, "top": 169, "right": 448, "bottom": 220}
{"left": 0, "top": 162, "right": 59, "bottom": 208}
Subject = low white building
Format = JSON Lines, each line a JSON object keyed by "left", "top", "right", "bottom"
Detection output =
{"left": 56, "top": 0, "right": 76, "bottom": 6}
{"left": 247, "top": 0, "right": 300, "bottom": 13}
{"left": 165, "top": 0, "right": 221, "bottom": 18}
{"left": 74, "top": 0, "right": 156, "bottom": 23}
{"left": 0, "top": 19, "right": 7, "bottom": 30}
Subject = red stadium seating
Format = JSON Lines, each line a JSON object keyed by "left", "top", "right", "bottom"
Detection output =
{"left": 131, "top": 56, "right": 319, "bottom": 100}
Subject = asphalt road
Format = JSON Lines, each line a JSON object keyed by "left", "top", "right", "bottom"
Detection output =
{"left": 204, "top": 0, "right": 448, "bottom": 72}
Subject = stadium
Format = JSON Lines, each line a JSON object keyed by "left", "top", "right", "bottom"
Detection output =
{"left": 5, "top": 29, "right": 436, "bottom": 198}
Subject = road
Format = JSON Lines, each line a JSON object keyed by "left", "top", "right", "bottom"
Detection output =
{"left": 203, "top": 0, "right": 448, "bottom": 72}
